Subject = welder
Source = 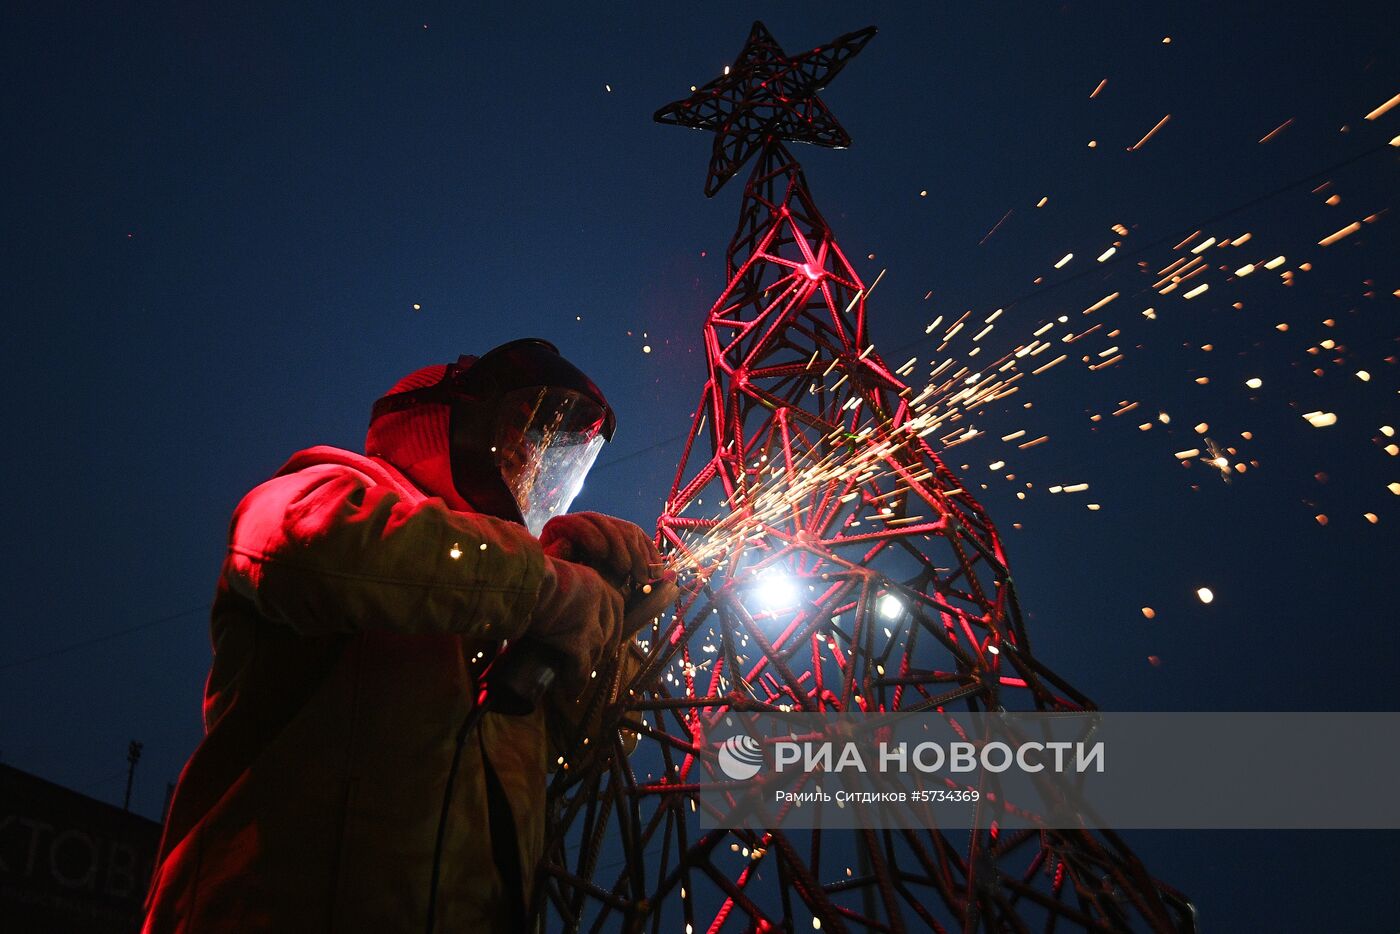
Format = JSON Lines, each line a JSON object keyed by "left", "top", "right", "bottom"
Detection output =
{"left": 143, "top": 339, "right": 674, "bottom": 932}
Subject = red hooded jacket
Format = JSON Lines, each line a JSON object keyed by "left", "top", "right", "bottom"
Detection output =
{"left": 143, "top": 445, "right": 593, "bottom": 931}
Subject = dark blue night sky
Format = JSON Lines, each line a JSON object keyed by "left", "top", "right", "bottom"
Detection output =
{"left": 4, "top": 2, "right": 1398, "bottom": 928}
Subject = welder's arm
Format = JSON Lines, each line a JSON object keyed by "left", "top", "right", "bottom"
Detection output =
{"left": 225, "top": 463, "right": 549, "bottom": 640}
{"left": 544, "top": 574, "right": 678, "bottom": 762}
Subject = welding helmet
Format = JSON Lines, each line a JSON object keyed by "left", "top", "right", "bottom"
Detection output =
{"left": 369, "top": 339, "right": 615, "bottom": 533}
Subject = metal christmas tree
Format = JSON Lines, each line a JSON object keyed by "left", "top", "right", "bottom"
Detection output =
{"left": 536, "top": 22, "right": 1194, "bottom": 932}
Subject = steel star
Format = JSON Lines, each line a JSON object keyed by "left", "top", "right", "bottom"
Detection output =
{"left": 654, "top": 21, "right": 876, "bottom": 196}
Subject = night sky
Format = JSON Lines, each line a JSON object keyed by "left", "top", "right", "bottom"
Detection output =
{"left": 4, "top": 2, "right": 1398, "bottom": 929}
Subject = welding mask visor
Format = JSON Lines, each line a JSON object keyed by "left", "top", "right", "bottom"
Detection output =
{"left": 492, "top": 386, "right": 608, "bottom": 535}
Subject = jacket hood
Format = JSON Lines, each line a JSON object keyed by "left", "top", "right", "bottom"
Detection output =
{"left": 361, "top": 365, "right": 472, "bottom": 511}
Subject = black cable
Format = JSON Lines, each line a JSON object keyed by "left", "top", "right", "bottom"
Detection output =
{"left": 425, "top": 642, "right": 557, "bottom": 932}
{"left": 4, "top": 148, "right": 1387, "bottom": 679}
{"left": 589, "top": 141, "right": 1395, "bottom": 474}
{"left": 939, "top": 140, "right": 1395, "bottom": 335}
{"left": 0, "top": 605, "right": 207, "bottom": 672}
{"left": 425, "top": 698, "right": 491, "bottom": 934}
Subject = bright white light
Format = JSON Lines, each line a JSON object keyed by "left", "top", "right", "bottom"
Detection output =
{"left": 756, "top": 573, "right": 798, "bottom": 609}
{"left": 878, "top": 593, "right": 904, "bottom": 620}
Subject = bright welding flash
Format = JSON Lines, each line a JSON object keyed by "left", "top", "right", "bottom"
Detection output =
{"left": 756, "top": 572, "right": 798, "bottom": 610}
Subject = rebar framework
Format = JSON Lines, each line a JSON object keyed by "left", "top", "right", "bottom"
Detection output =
{"left": 533, "top": 22, "right": 1194, "bottom": 933}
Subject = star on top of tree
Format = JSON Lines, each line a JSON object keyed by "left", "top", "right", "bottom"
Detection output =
{"left": 654, "top": 21, "right": 877, "bottom": 197}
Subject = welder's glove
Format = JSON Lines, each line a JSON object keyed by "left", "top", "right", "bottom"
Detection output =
{"left": 530, "top": 554, "right": 627, "bottom": 694}
{"left": 539, "top": 512, "right": 663, "bottom": 591}
{"left": 540, "top": 512, "right": 678, "bottom": 636}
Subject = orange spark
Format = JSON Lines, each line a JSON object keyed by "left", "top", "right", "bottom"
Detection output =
{"left": 1129, "top": 114, "right": 1171, "bottom": 151}
{"left": 1364, "top": 92, "right": 1400, "bottom": 121}
{"left": 1259, "top": 118, "right": 1293, "bottom": 143}
{"left": 1318, "top": 222, "right": 1361, "bottom": 246}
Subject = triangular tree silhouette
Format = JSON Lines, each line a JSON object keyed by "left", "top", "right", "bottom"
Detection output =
{"left": 536, "top": 22, "right": 1194, "bottom": 933}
